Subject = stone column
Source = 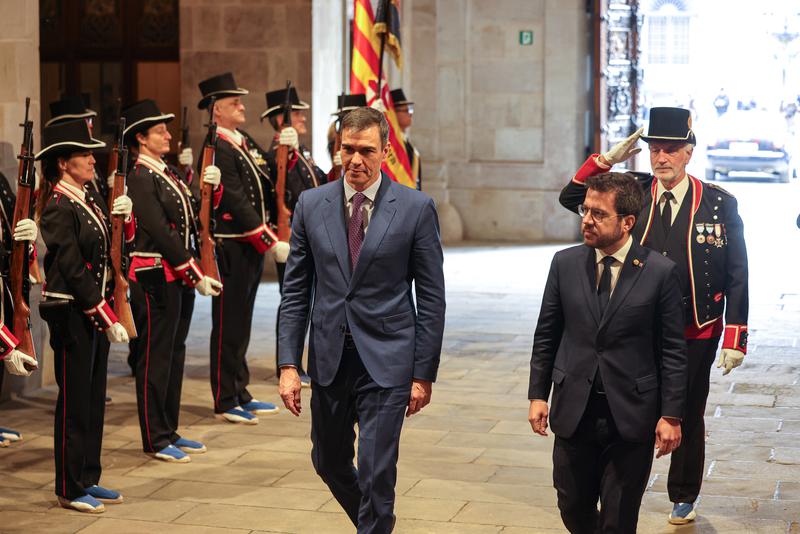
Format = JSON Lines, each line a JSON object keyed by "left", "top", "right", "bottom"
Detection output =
{"left": 0, "top": 0, "right": 48, "bottom": 397}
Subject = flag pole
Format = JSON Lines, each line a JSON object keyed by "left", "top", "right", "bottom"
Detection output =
{"left": 375, "top": 0, "right": 389, "bottom": 98}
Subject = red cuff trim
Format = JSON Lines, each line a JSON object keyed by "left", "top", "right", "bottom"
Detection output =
{"left": 83, "top": 299, "right": 119, "bottom": 331}
{"left": 124, "top": 216, "right": 136, "bottom": 243}
{"left": 722, "top": 324, "right": 748, "bottom": 354}
{"left": 0, "top": 324, "right": 19, "bottom": 358}
{"left": 245, "top": 224, "right": 278, "bottom": 254}
{"left": 28, "top": 243, "right": 38, "bottom": 261}
{"left": 174, "top": 257, "right": 204, "bottom": 287}
{"left": 212, "top": 184, "right": 224, "bottom": 209}
{"left": 571, "top": 154, "right": 608, "bottom": 185}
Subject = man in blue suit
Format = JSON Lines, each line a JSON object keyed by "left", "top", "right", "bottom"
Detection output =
{"left": 277, "top": 107, "right": 445, "bottom": 533}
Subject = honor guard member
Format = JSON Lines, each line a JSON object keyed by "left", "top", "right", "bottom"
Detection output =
{"left": 36, "top": 119, "right": 135, "bottom": 514}
{"left": 46, "top": 95, "right": 109, "bottom": 201}
{"left": 0, "top": 171, "right": 40, "bottom": 447}
{"left": 262, "top": 85, "right": 328, "bottom": 383}
{"left": 390, "top": 88, "right": 421, "bottom": 190}
{"left": 123, "top": 100, "right": 223, "bottom": 463}
{"left": 328, "top": 94, "right": 368, "bottom": 181}
{"left": 197, "top": 72, "right": 287, "bottom": 424}
{"left": 559, "top": 107, "right": 749, "bottom": 525}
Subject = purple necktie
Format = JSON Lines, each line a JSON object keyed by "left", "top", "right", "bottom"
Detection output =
{"left": 348, "top": 192, "right": 367, "bottom": 270}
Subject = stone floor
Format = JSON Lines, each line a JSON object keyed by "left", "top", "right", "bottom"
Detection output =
{"left": 1, "top": 225, "right": 800, "bottom": 532}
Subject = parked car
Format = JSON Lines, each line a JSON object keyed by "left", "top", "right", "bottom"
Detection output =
{"left": 705, "top": 110, "right": 796, "bottom": 182}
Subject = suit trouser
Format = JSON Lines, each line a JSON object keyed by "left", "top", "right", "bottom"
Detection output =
{"left": 668, "top": 336, "right": 719, "bottom": 503}
{"left": 131, "top": 280, "right": 195, "bottom": 452}
{"left": 49, "top": 307, "right": 110, "bottom": 500}
{"left": 553, "top": 392, "right": 654, "bottom": 534}
{"left": 210, "top": 239, "right": 263, "bottom": 413}
{"left": 311, "top": 340, "right": 410, "bottom": 534}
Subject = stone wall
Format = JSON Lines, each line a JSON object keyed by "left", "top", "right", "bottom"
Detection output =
{"left": 0, "top": 0, "right": 48, "bottom": 397}
{"left": 180, "top": 0, "right": 314, "bottom": 154}
{"left": 404, "top": 0, "right": 588, "bottom": 242}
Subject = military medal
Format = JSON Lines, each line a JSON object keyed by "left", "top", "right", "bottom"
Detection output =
{"left": 714, "top": 223, "right": 724, "bottom": 247}
{"left": 695, "top": 223, "right": 706, "bottom": 243}
{"left": 705, "top": 223, "right": 715, "bottom": 244}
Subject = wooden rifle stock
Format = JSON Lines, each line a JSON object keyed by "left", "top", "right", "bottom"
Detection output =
{"left": 108, "top": 117, "right": 137, "bottom": 339}
{"left": 199, "top": 101, "right": 220, "bottom": 282}
{"left": 10, "top": 98, "right": 36, "bottom": 364}
{"left": 275, "top": 80, "right": 293, "bottom": 242}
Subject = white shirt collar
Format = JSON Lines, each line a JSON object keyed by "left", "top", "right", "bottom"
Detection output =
{"left": 343, "top": 175, "right": 381, "bottom": 204}
{"left": 656, "top": 173, "right": 690, "bottom": 207}
{"left": 595, "top": 235, "right": 633, "bottom": 266}
{"left": 217, "top": 126, "right": 244, "bottom": 147}
{"left": 137, "top": 153, "right": 167, "bottom": 173}
{"left": 57, "top": 179, "right": 87, "bottom": 202}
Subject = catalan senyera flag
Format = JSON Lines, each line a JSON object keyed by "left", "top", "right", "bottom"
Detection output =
{"left": 350, "top": 0, "right": 415, "bottom": 188}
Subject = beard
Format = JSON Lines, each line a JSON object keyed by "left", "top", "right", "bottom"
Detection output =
{"left": 583, "top": 222, "right": 624, "bottom": 251}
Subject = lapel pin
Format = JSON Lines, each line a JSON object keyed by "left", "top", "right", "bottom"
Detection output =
{"left": 633, "top": 258, "right": 644, "bottom": 268}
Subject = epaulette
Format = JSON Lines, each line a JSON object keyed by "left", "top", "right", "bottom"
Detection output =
{"left": 707, "top": 182, "right": 735, "bottom": 197}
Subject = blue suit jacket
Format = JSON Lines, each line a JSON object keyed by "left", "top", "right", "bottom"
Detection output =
{"left": 277, "top": 174, "right": 446, "bottom": 388}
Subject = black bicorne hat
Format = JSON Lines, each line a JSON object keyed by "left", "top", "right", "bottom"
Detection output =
{"left": 261, "top": 87, "right": 310, "bottom": 120}
{"left": 35, "top": 119, "right": 105, "bottom": 160}
{"left": 197, "top": 72, "right": 249, "bottom": 110}
{"left": 641, "top": 107, "right": 696, "bottom": 145}
{"left": 331, "top": 94, "right": 368, "bottom": 116}
{"left": 390, "top": 88, "right": 413, "bottom": 106}
{"left": 122, "top": 99, "right": 175, "bottom": 145}
{"left": 46, "top": 94, "right": 97, "bottom": 127}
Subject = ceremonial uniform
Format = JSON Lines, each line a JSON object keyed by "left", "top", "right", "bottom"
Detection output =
{"left": 36, "top": 119, "right": 135, "bottom": 506}
{"left": 390, "top": 88, "right": 421, "bottom": 190}
{"left": 197, "top": 73, "right": 280, "bottom": 416}
{"left": 560, "top": 143, "right": 748, "bottom": 509}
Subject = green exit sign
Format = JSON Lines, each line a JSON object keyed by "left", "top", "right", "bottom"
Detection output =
{"left": 519, "top": 30, "right": 533, "bottom": 46}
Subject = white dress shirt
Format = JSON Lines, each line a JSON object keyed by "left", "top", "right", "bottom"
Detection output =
{"left": 655, "top": 174, "right": 690, "bottom": 225}
{"left": 595, "top": 235, "right": 633, "bottom": 295}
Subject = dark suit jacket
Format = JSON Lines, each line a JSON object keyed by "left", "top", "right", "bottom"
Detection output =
{"left": 277, "top": 174, "right": 446, "bottom": 388}
{"left": 528, "top": 241, "right": 688, "bottom": 443}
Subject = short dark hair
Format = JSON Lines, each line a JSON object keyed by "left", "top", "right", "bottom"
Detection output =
{"left": 341, "top": 107, "right": 389, "bottom": 147}
{"left": 585, "top": 172, "right": 644, "bottom": 218}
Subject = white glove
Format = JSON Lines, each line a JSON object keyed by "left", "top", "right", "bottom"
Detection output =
{"left": 111, "top": 194, "right": 133, "bottom": 217}
{"left": 196, "top": 276, "right": 223, "bottom": 297}
{"left": 601, "top": 126, "right": 644, "bottom": 166}
{"left": 4, "top": 349, "right": 37, "bottom": 377}
{"left": 717, "top": 348, "right": 745, "bottom": 376}
{"left": 13, "top": 219, "right": 37, "bottom": 242}
{"left": 203, "top": 165, "right": 221, "bottom": 187}
{"left": 178, "top": 147, "right": 193, "bottom": 166}
{"left": 332, "top": 150, "right": 343, "bottom": 167}
{"left": 271, "top": 241, "right": 290, "bottom": 263}
{"left": 279, "top": 127, "right": 299, "bottom": 150}
{"left": 107, "top": 173, "right": 115, "bottom": 190}
{"left": 370, "top": 99, "right": 387, "bottom": 113}
{"left": 106, "top": 322, "right": 129, "bottom": 344}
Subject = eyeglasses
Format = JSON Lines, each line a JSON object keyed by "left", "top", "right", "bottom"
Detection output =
{"left": 578, "top": 204, "right": 623, "bottom": 224}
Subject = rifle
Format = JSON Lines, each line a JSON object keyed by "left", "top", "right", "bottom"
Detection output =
{"left": 106, "top": 98, "right": 122, "bottom": 209}
{"left": 178, "top": 106, "right": 192, "bottom": 177}
{"left": 274, "top": 80, "right": 293, "bottom": 242}
{"left": 108, "top": 117, "right": 137, "bottom": 338}
{"left": 330, "top": 94, "right": 345, "bottom": 180}
{"left": 10, "top": 98, "right": 36, "bottom": 367}
{"left": 198, "top": 98, "right": 220, "bottom": 282}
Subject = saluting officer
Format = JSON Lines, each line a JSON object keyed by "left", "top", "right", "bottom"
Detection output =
{"left": 390, "top": 88, "right": 421, "bottom": 190}
{"left": 122, "top": 100, "right": 223, "bottom": 463}
{"left": 36, "top": 119, "right": 135, "bottom": 514}
{"left": 0, "top": 170, "right": 40, "bottom": 447}
{"left": 262, "top": 85, "right": 328, "bottom": 383}
{"left": 197, "top": 72, "right": 287, "bottom": 424}
{"left": 559, "top": 107, "right": 749, "bottom": 525}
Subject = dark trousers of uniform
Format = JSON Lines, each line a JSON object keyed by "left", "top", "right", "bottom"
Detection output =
{"left": 210, "top": 239, "right": 264, "bottom": 413}
{"left": 274, "top": 260, "right": 307, "bottom": 378}
{"left": 668, "top": 336, "right": 719, "bottom": 503}
{"left": 49, "top": 306, "right": 110, "bottom": 500}
{"left": 131, "top": 280, "right": 195, "bottom": 452}
{"left": 311, "top": 338, "right": 410, "bottom": 534}
{"left": 553, "top": 391, "right": 655, "bottom": 534}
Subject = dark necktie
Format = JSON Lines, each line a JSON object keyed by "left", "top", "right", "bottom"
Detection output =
{"left": 661, "top": 191, "right": 674, "bottom": 237}
{"left": 597, "top": 256, "right": 615, "bottom": 316}
{"left": 348, "top": 192, "right": 367, "bottom": 270}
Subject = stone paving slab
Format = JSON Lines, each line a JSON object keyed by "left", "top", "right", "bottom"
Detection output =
{"left": 2, "top": 242, "right": 800, "bottom": 532}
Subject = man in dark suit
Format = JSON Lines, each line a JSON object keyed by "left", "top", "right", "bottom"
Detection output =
{"left": 559, "top": 108, "right": 749, "bottom": 524}
{"left": 529, "top": 172, "right": 688, "bottom": 533}
{"left": 277, "top": 107, "right": 445, "bottom": 533}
